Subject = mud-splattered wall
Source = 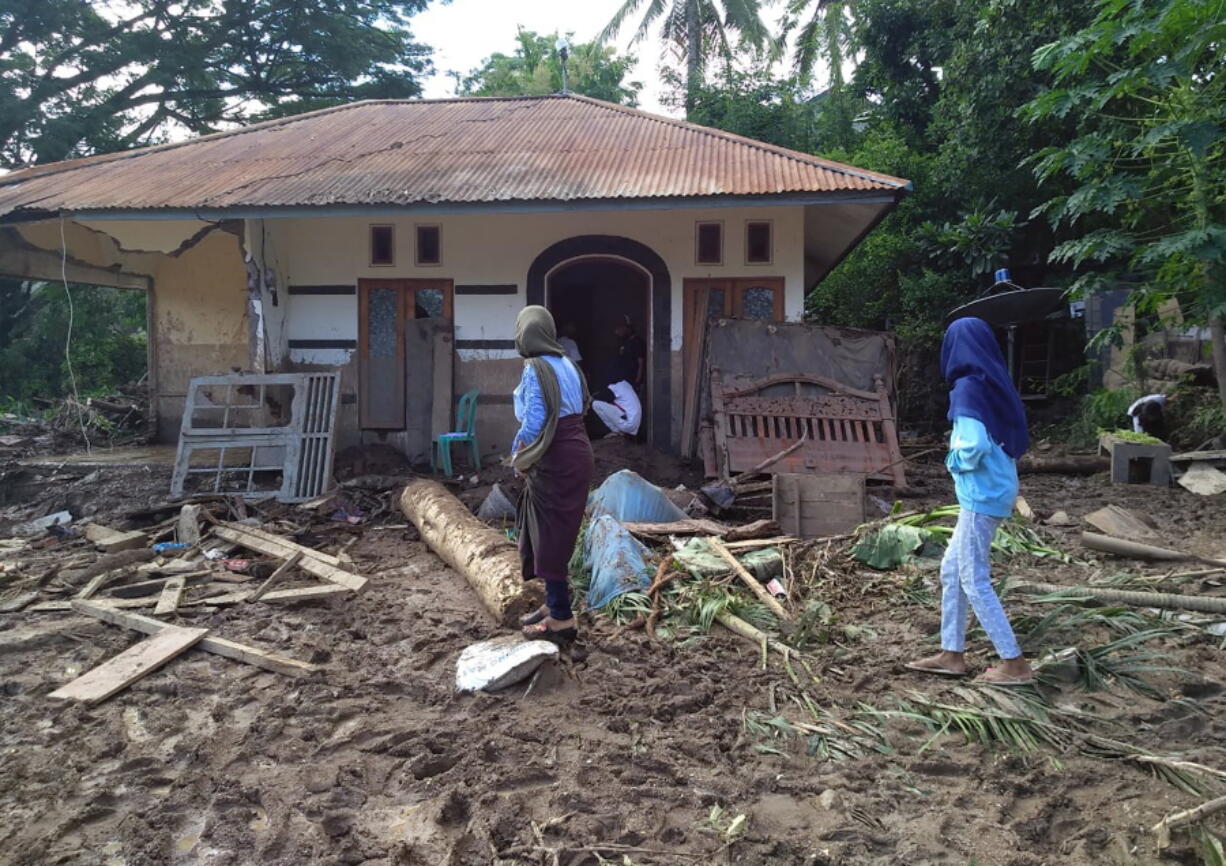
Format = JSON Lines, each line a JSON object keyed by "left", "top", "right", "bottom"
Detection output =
{"left": 7, "top": 219, "right": 250, "bottom": 441}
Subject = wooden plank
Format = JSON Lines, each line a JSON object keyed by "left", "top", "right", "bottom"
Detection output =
{"left": 681, "top": 284, "right": 710, "bottom": 459}
{"left": 111, "top": 571, "right": 210, "bottom": 598}
{"left": 71, "top": 601, "right": 319, "bottom": 678}
{"left": 84, "top": 524, "right": 149, "bottom": 554}
{"left": 34, "top": 596, "right": 160, "bottom": 612}
{"left": 211, "top": 523, "right": 366, "bottom": 591}
{"left": 76, "top": 567, "right": 131, "bottom": 600}
{"left": 49, "top": 626, "right": 207, "bottom": 704}
{"left": 248, "top": 551, "right": 303, "bottom": 602}
{"left": 1170, "top": 450, "right": 1226, "bottom": 462}
{"left": 623, "top": 519, "right": 731, "bottom": 538}
{"left": 1084, "top": 505, "right": 1161, "bottom": 542}
{"left": 154, "top": 575, "right": 186, "bottom": 616}
{"left": 771, "top": 474, "right": 866, "bottom": 539}
{"left": 198, "top": 584, "right": 351, "bottom": 606}
{"left": 214, "top": 522, "right": 343, "bottom": 566}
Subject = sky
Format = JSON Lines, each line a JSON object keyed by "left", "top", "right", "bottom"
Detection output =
{"left": 411, "top": 0, "right": 679, "bottom": 116}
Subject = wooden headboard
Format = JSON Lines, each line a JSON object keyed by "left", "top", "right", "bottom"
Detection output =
{"left": 709, "top": 370, "right": 906, "bottom": 487}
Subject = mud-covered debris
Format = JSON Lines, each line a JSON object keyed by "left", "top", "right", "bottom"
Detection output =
{"left": 454, "top": 635, "right": 558, "bottom": 693}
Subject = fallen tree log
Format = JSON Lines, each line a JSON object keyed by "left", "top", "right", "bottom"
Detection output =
{"left": 1017, "top": 455, "right": 1110, "bottom": 475}
{"left": 399, "top": 479, "right": 538, "bottom": 627}
{"left": 1013, "top": 580, "right": 1226, "bottom": 615}
{"left": 1080, "top": 532, "right": 1226, "bottom": 568}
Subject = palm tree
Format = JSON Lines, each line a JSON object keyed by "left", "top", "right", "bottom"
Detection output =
{"left": 781, "top": 0, "right": 855, "bottom": 147}
{"left": 600, "top": 0, "right": 771, "bottom": 117}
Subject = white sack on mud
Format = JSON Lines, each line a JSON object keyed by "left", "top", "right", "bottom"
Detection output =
{"left": 455, "top": 635, "right": 558, "bottom": 693}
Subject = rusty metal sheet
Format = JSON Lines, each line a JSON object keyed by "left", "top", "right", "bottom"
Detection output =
{"left": 0, "top": 95, "right": 909, "bottom": 219}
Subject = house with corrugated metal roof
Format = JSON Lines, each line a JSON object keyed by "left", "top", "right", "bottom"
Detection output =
{"left": 0, "top": 94, "right": 909, "bottom": 461}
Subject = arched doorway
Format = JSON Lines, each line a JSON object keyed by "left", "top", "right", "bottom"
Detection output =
{"left": 547, "top": 256, "right": 649, "bottom": 397}
{"left": 527, "top": 235, "right": 672, "bottom": 449}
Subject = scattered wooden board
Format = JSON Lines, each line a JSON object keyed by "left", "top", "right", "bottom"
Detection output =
{"left": 198, "top": 584, "right": 352, "bottom": 606}
{"left": 73, "top": 600, "right": 320, "bottom": 679}
{"left": 1178, "top": 462, "right": 1226, "bottom": 496}
{"left": 1084, "top": 505, "right": 1161, "bottom": 542}
{"left": 211, "top": 524, "right": 366, "bottom": 592}
{"left": 248, "top": 552, "right": 303, "bottom": 602}
{"left": 32, "top": 596, "right": 161, "bottom": 612}
{"left": 84, "top": 524, "right": 149, "bottom": 554}
{"left": 49, "top": 625, "right": 208, "bottom": 704}
{"left": 76, "top": 566, "right": 132, "bottom": 600}
{"left": 1170, "top": 449, "right": 1226, "bottom": 463}
{"left": 112, "top": 571, "right": 210, "bottom": 598}
{"left": 772, "top": 473, "right": 866, "bottom": 539}
{"left": 154, "top": 575, "right": 186, "bottom": 615}
{"left": 0, "top": 591, "right": 39, "bottom": 613}
{"left": 623, "top": 519, "right": 731, "bottom": 538}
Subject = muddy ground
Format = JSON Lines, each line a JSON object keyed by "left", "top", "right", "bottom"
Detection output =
{"left": 1, "top": 446, "right": 1225, "bottom": 866}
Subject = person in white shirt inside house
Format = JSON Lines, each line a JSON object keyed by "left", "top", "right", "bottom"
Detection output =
{"left": 591, "top": 379, "right": 642, "bottom": 437}
{"left": 558, "top": 321, "right": 583, "bottom": 368}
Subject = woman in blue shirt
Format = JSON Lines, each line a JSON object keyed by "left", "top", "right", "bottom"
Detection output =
{"left": 510, "top": 306, "right": 593, "bottom": 647}
{"left": 907, "top": 317, "right": 1033, "bottom": 685}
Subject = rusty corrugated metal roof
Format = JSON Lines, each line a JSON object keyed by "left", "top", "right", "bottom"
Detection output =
{"left": 0, "top": 95, "right": 909, "bottom": 218}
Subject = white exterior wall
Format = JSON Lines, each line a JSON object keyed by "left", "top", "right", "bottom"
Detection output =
{"left": 269, "top": 205, "right": 806, "bottom": 454}
{"left": 273, "top": 206, "right": 805, "bottom": 358}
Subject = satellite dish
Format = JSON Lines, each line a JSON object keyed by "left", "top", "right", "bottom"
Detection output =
{"left": 946, "top": 286, "right": 1067, "bottom": 327}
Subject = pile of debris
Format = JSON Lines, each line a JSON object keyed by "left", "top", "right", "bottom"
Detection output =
{"left": 0, "top": 385, "right": 149, "bottom": 457}
{"left": 0, "top": 491, "right": 390, "bottom": 703}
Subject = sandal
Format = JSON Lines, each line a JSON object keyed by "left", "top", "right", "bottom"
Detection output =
{"left": 519, "top": 605, "right": 549, "bottom": 627}
{"left": 522, "top": 620, "right": 578, "bottom": 648}
{"left": 974, "top": 667, "right": 1034, "bottom": 687}
{"left": 904, "top": 661, "right": 968, "bottom": 677}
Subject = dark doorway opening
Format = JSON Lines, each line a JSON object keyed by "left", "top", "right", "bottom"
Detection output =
{"left": 547, "top": 257, "right": 649, "bottom": 395}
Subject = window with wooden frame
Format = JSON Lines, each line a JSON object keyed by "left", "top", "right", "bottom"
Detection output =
{"left": 745, "top": 220, "right": 773, "bottom": 265}
{"left": 415, "top": 224, "right": 442, "bottom": 266}
{"left": 358, "top": 279, "right": 454, "bottom": 429}
{"left": 695, "top": 221, "right": 723, "bottom": 265}
{"left": 369, "top": 225, "right": 394, "bottom": 266}
{"left": 683, "top": 277, "right": 784, "bottom": 327}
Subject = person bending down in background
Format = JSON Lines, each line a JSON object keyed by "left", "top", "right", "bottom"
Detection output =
{"left": 509, "top": 306, "right": 594, "bottom": 647}
{"left": 907, "top": 316, "right": 1033, "bottom": 686}
{"left": 590, "top": 379, "right": 642, "bottom": 437}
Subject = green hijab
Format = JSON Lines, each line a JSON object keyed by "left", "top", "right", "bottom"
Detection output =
{"left": 509, "top": 305, "right": 589, "bottom": 474}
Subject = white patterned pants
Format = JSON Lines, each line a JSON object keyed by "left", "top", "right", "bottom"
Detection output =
{"left": 940, "top": 509, "right": 1022, "bottom": 659}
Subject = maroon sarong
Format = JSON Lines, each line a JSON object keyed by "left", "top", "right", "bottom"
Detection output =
{"left": 518, "top": 414, "right": 594, "bottom": 583}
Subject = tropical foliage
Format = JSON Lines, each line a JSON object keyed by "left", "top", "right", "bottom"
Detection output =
{"left": 459, "top": 29, "right": 641, "bottom": 105}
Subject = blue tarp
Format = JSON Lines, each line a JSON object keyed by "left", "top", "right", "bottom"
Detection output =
{"left": 583, "top": 470, "right": 687, "bottom": 609}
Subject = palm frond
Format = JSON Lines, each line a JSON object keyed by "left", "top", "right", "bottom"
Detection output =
{"left": 599, "top": 0, "right": 668, "bottom": 45}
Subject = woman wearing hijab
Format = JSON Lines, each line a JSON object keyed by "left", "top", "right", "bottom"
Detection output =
{"left": 510, "top": 306, "right": 594, "bottom": 646}
{"left": 907, "top": 317, "right": 1033, "bottom": 685}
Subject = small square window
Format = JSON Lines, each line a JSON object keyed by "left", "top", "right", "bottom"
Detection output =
{"left": 696, "top": 222, "right": 723, "bottom": 265}
{"left": 370, "top": 225, "right": 394, "bottom": 266}
{"left": 416, "top": 225, "right": 441, "bottom": 266}
{"left": 746, "top": 221, "right": 772, "bottom": 264}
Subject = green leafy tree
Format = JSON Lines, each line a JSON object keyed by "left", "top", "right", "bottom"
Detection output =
{"left": 1022, "top": 0, "right": 1226, "bottom": 409}
{"left": 459, "top": 29, "right": 642, "bottom": 105}
{"left": 668, "top": 62, "right": 822, "bottom": 154}
{"left": 0, "top": 283, "right": 148, "bottom": 403}
{"left": 600, "top": 0, "right": 771, "bottom": 117}
{"left": 0, "top": 0, "right": 435, "bottom": 168}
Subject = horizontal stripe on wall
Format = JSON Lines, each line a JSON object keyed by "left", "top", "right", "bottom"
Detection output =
{"left": 455, "top": 284, "right": 518, "bottom": 296}
{"left": 288, "top": 339, "right": 357, "bottom": 349}
{"left": 478, "top": 394, "right": 514, "bottom": 406}
{"left": 456, "top": 339, "right": 516, "bottom": 350}
{"left": 288, "top": 284, "right": 356, "bottom": 296}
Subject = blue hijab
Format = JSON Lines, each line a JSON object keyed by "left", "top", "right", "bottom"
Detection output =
{"left": 942, "top": 317, "right": 1029, "bottom": 459}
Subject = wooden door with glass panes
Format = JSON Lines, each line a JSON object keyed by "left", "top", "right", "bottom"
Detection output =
{"left": 358, "top": 279, "right": 453, "bottom": 432}
{"left": 681, "top": 277, "right": 784, "bottom": 456}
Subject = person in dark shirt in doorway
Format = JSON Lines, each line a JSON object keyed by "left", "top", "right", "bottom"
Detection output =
{"left": 613, "top": 316, "right": 646, "bottom": 390}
